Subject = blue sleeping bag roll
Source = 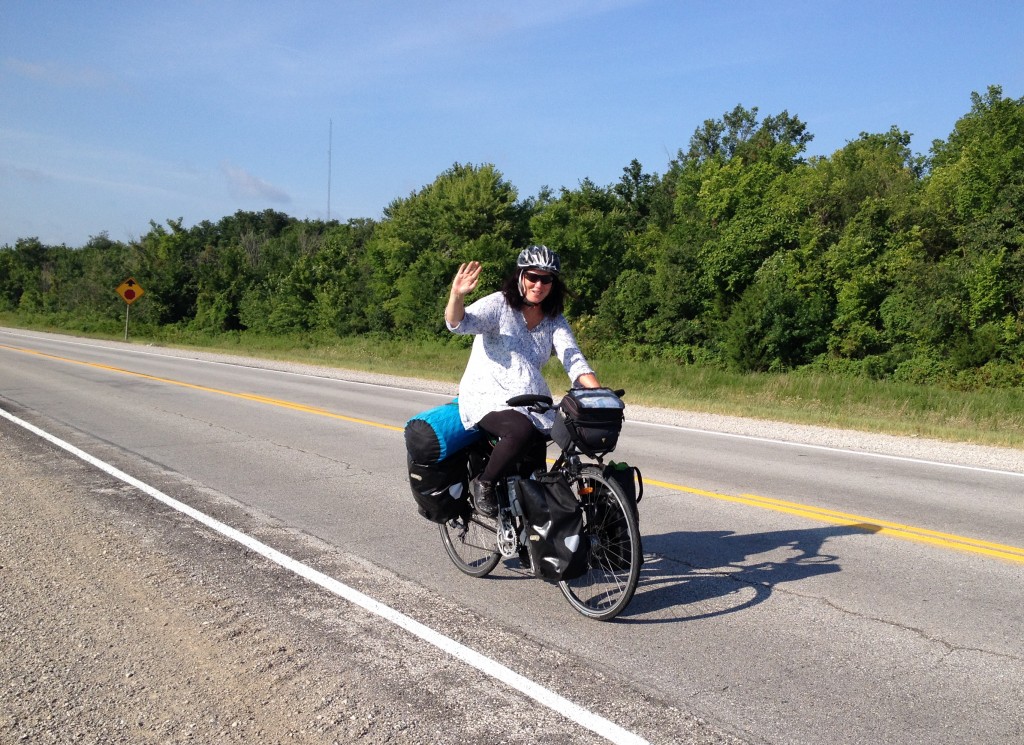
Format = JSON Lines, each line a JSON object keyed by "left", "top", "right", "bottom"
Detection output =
{"left": 405, "top": 399, "right": 482, "bottom": 464}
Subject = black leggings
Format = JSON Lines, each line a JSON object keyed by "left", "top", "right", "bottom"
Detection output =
{"left": 477, "top": 409, "right": 545, "bottom": 484}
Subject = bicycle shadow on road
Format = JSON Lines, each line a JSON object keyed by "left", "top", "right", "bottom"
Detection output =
{"left": 619, "top": 522, "right": 881, "bottom": 623}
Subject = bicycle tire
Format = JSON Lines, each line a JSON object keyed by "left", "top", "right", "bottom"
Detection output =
{"left": 439, "top": 511, "right": 501, "bottom": 578}
{"left": 558, "top": 465, "right": 641, "bottom": 621}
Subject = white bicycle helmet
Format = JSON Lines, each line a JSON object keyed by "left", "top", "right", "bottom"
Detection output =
{"left": 516, "top": 245, "right": 561, "bottom": 275}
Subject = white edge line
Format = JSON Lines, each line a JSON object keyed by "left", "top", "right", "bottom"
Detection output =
{"left": 0, "top": 405, "right": 650, "bottom": 745}
{"left": 632, "top": 420, "right": 1024, "bottom": 478}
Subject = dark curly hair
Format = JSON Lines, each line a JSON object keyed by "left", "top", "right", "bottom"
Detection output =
{"left": 501, "top": 270, "right": 565, "bottom": 317}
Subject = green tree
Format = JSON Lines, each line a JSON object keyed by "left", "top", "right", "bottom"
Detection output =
{"left": 809, "top": 129, "right": 923, "bottom": 362}
{"left": 927, "top": 86, "right": 1024, "bottom": 229}
{"left": 686, "top": 104, "right": 812, "bottom": 165}
{"left": 654, "top": 106, "right": 816, "bottom": 362}
{"left": 2, "top": 238, "right": 49, "bottom": 310}
{"left": 530, "top": 178, "right": 630, "bottom": 318}
{"left": 244, "top": 218, "right": 377, "bottom": 335}
{"left": 918, "top": 86, "right": 1024, "bottom": 373}
{"left": 365, "top": 163, "right": 529, "bottom": 336}
{"left": 721, "top": 252, "right": 831, "bottom": 372}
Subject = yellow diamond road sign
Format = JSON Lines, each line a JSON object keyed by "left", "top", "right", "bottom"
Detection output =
{"left": 116, "top": 278, "right": 145, "bottom": 305}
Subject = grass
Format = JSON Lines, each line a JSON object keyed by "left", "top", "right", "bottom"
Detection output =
{"left": 3, "top": 315, "right": 1022, "bottom": 450}
{"left": 574, "top": 354, "right": 1024, "bottom": 448}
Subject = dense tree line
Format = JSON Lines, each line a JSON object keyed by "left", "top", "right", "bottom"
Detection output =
{"left": 2, "top": 86, "right": 1022, "bottom": 388}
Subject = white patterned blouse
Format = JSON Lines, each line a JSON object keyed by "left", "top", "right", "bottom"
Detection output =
{"left": 446, "top": 291, "right": 594, "bottom": 432}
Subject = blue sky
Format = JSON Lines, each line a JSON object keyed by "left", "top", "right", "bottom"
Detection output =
{"left": 2, "top": 0, "right": 1022, "bottom": 248}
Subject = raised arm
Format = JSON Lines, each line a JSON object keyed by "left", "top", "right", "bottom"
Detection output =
{"left": 445, "top": 261, "right": 482, "bottom": 328}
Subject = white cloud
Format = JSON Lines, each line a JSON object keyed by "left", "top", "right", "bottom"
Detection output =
{"left": 0, "top": 162, "right": 52, "bottom": 184}
{"left": 3, "top": 57, "right": 109, "bottom": 88}
{"left": 220, "top": 161, "right": 291, "bottom": 204}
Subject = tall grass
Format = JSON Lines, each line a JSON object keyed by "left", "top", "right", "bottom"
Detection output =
{"left": 143, "top": 330, "right": 1024, "bottom": 449}
{"left": 565, "top": 354, "right": 1024, "bottom": 447}
{"left": 3, "top": 315, "right": 1022, "bottom": 449}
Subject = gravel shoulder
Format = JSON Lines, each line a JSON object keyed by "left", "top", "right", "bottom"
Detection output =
{"left": 0, "top": 418, "right": 744, "bottom": 745}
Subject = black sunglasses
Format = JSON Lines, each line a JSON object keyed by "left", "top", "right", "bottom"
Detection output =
{"left": 523, "top": 271, "right": 554, "bottom": 285}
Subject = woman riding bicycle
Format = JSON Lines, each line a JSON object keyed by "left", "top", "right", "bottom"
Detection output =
{"left": 444, "top": 245, "right": 602, "bottom": 518}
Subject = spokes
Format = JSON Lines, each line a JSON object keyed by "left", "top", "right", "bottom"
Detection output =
{"left": 454, "top": 515, "right": 496, "bottom": 554}
{"left": 558, "top": 468, "right": 641, "bottom": 621}
{"left": 439, "top": 512, "right": 501, "bottom": 578}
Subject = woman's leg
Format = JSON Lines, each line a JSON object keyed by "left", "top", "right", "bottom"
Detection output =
{"left": 477, "top": 409, "right": 538, "bottom": 484}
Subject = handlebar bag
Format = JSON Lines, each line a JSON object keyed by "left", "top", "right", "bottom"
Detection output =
{"left": 551, "top": 388, "right": 624, "bottom": 458}
{"left": 517, "top": 474, "right": 590, "bottom": 582}
{"left": 405, "top": 399, "right": 482, "bottom": 465}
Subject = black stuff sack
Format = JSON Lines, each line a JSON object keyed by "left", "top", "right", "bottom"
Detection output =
{"left": 407, "top": 452, "right": 470, "bottom": 523}
{"left": 604, "top": 461, "right": 643, "bottom": 517}
{"left": 405, "top": 400, "right": 482, "bottom": 465}
{"left": 593, "top": 462, "right": 643, "bottom": 570}
{"left": 516, "top": 474, "right": 590, "bottom": 582}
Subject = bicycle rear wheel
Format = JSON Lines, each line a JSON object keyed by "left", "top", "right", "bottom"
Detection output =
{"left": 439, "top": 511, "right": 501, "bottom": 578}
{"left": 559, "top": 466, "right": 641, "bottom": 621}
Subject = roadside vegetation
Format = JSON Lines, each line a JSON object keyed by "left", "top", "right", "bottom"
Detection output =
{"left": 2, "top": 86, "right": 1022, "bottom": 449}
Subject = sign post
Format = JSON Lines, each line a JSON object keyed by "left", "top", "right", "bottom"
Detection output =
{"left": 115, "top": 278, "right": 145, "bottom": 341}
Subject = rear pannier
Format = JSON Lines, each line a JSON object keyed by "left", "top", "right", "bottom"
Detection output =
{"left": 550, "top": 388, "right": 624, "bottom": 458}
{"left": 406, "top": 452, "right": 470, "bottom": 523}
{"left": 405, "top": 401, "right": 481, "bottom": 523}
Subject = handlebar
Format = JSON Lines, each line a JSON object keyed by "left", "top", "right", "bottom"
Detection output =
{"left": 505, "top": 388, "right": 626, "bottom": 413}
{"left": 505, "top": 393, "right": 554, "bottom": 410}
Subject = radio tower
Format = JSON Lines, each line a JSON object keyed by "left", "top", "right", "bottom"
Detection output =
{"left": 327, "top": 119, "right": 332, "bottom": 222}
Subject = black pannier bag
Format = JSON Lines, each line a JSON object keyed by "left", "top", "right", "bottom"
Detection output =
{"left": 405, "top": 401, "right": 480, "bottom": 523}
{"left": 550, "top": 388, "right": 624, "bottom": 458}
{"left": 406, "top": 451, "right": 470, "bottom": 523}
{"left": 516, "top": 473, "right": 590, "bottom": 582}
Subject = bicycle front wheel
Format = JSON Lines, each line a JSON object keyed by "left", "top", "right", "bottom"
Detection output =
{"left": 559, "top": 466, "right": 642, "bottom": 621}
{"left": 439, "top": 511, "right": 501, "bottom": 578}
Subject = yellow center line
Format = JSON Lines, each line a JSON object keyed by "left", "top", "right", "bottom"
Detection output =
{"left": 0, "top": 343, "right": 403, "bottom": 432}
{"left": 644, "top": 476, "right": 1024, "bottom": 564}
{"left": 6, "top": 342, "right": 1022, "bottom": 564}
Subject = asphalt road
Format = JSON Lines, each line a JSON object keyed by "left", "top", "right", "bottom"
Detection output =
{"left": 2, "top": 327, "right": 1022, "bottom": 744}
